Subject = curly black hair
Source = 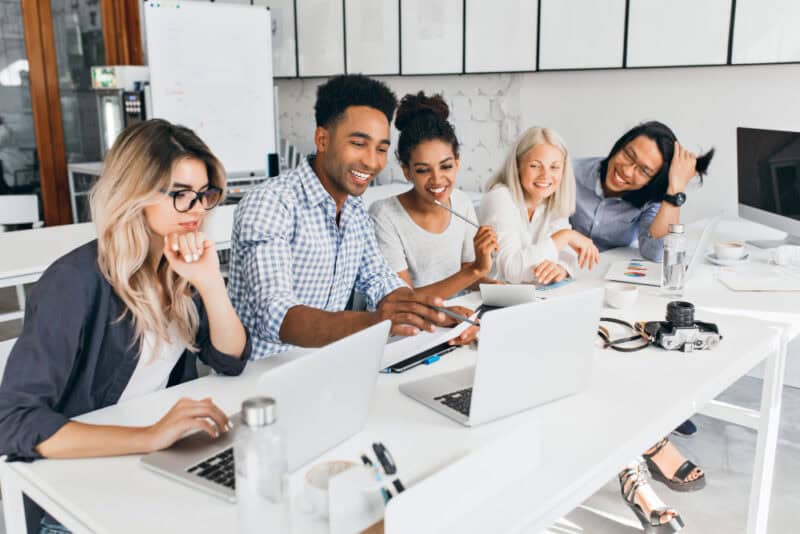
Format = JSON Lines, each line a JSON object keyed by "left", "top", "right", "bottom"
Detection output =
{"left": 314, "top": 74, "right": 398, "bottom": 129}
{"left": 394, "top": 91, "right": 460, "bottom": 166}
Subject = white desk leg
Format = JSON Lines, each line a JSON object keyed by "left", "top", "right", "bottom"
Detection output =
{"left": 1, "top": 471, "right": 29, "bottom": 534}
{"left": 746, "top": 333, "right": 788, "bottom": 534}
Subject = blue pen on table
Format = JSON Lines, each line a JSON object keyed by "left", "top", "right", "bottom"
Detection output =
{"left": 361, "top": 453, "right": 392, "bottom": 503}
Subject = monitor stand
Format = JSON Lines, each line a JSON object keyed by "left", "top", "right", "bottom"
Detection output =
{"left": 748, "top": 234, "right": 800, "bottom": 249}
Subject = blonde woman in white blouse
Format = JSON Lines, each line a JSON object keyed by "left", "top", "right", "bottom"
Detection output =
{"left": 478, "top": 127, "right": 599, "bottom": 284}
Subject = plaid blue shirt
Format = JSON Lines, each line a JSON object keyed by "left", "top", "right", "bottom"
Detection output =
{"left": 228, "top": 156, "right": 405, "bottom": 359}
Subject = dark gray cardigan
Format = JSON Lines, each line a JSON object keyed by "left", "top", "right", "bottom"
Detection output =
{"left": 0, "top": 240, "right": 250, "bottom": 462}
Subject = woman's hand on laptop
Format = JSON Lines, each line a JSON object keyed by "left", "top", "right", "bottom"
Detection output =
{"left": 143, "top": 397, "right": 231, "bottom": 452}
{"left": 376, "top": 288, "right": 449, "bottom": 336}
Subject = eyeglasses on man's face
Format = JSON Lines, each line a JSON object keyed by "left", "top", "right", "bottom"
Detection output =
{"left": 619, "top": 146, "right": 656, "bottom": 182}
{"left": 162, "top": 186, "right": 223, "bottom": 213}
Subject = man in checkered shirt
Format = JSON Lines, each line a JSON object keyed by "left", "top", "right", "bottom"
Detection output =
{"left": 229, "top": 75, "right": 453, "bottom": 359}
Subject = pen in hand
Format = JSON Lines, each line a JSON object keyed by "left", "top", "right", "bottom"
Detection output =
{"left": 427, "top": 305, "right": 480, "bottom": 326}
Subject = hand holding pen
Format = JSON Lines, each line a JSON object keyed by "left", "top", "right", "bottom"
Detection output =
{"left": 433, "top": 199, "right": 498, "bottom": 267}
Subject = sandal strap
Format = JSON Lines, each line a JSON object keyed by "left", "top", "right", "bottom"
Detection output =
{"left": 643, "top": 437, "right": 670, "bottom": 459}
{"left": 673, "top": 460, "right": 699, "bottom": 482}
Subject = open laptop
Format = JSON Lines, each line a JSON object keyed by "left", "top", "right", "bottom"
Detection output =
{"left": 400, "top": 289, "right": 603, "bottom": 426}
{"left": 605, "top": 216, "right": 721, "bottom": 286}
{"left": 141, "top": 320, "right": 390, "bottom": 502}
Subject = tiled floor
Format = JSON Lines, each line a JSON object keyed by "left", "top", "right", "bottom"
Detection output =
{"left": 1, "top": 287, "right": 798, "bottom": 533}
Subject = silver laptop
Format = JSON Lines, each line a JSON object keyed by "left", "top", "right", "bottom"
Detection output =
{"left": 479, "top": 283, "right": 539, "bottom": 307}
{"left": 141, "top": 320, "right": 390, "bottom": 501}
{"left": 400, "top": 289, "right": 603, "bottom": 427}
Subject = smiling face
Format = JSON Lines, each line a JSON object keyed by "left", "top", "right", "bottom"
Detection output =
{"left": 604, "top": 135, "right": 663, "bottom": 194}
{"left": 402, "top": 138, "right": 459, "bottom": 204}
{"left": 518, "top": 143, "right": 565, "bottom": 208}
{"left": 143, "top": 157, "right": 211, "bottom": 236}
{"left": 314, "top": 105, "right": 391, "bottom": 205}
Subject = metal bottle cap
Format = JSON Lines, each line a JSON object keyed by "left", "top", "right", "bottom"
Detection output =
{"left": 668, "top": 223, "right": 685, "bottom": 234}
{"left": 241, "top": 397, "right": 277, "bottom": 427}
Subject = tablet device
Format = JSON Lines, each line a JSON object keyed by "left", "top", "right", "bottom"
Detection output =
{"left": 479, "top": 284, "right": 538, "bottom": 307}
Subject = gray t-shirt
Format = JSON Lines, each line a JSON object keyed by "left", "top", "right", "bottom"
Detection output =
{"left": 369, "top": 189, "right": 477, "bottom": 288}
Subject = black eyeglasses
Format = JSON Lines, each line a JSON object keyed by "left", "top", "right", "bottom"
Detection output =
{"left": 163, "top": 186, "right": 223, "bottom": 212}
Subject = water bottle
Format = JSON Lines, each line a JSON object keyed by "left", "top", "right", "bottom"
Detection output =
{"left": 661, "top": 224, "right": 687, "bottom": 297}
{"left": 235, "top": 397, "right": 290, "bottom": 534}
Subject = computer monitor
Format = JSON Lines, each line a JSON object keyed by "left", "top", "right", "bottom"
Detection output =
{"left": 737, "top": 127, "right": 800, "bottom": 248}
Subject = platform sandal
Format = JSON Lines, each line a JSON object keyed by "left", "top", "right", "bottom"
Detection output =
{"left": 643, "top": 437, "right": 706, "bottom": 492}
{"left": 619, "top": 462, "right": 685, "bottom": 534}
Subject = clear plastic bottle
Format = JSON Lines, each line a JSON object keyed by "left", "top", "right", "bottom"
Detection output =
{"left": 235, "top": 397, "right": 290, "bottom": 534}
{"left": 661, "top": 223, "right": 687, "bottom": 297}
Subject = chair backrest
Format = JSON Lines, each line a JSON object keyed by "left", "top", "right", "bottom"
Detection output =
{"left": 0, "top": 195, "right": 40, "bottom": 225}
{"left": 0, "top": 338, "right": 16, "bottom": 380}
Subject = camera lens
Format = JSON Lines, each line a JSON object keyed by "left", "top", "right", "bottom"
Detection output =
{"left": 666, "top": 301, "right": 695, "bottom": 327}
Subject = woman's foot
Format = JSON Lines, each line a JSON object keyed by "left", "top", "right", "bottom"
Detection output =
{"left": 619, "top": 460, "right": 684, "bottom": 533}
{"left": 643, "top": 438, "right": 705, "bottom": 492}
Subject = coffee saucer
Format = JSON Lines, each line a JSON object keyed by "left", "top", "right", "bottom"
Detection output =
{"left": 705, "top": 251, "right": 749, "bottom": 266}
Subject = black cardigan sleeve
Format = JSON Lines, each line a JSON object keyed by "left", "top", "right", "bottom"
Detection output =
{"left": 0, "top": 261, "right": 95, "bottom": 461}
{"left": 192, "top": 294, "right": 250, "bottom": 376}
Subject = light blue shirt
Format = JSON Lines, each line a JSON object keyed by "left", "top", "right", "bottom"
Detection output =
{"left": 569, "top": 157, "right": 663, "bottom": 261}
{"left": 228, "top": 156, "right": 405, "bottom": 359}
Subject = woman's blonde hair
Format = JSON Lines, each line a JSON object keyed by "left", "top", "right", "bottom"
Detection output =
{"left": 485, "top": 127, "right": 576, "bottom": 219}
{"left": 90, "top": 119, "right": 226, "bottom": 353}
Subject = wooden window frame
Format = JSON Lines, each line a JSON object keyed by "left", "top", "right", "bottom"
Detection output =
{"left": 20, "top": 0, "right": 143, "bottom": 226}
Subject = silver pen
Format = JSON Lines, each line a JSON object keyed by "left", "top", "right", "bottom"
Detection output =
{"left": 428, "top": 305, "right": 480, "bottom": 326}
{"left": 432, "top": 199, "right": 480, "bottom": 229}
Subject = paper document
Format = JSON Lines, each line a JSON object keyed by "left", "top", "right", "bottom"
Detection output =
{"left": 381, "top": 320, "right": 473, "bottom": 369}
{"left": 718, "top": 271, "right": 800, "bottom": 292}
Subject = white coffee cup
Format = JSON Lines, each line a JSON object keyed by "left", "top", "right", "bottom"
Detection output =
{"left": 604, "top": 283, "right": 639, "bottom": 309}
{"left": 714, "top": 241, "right": 746, "bottom": 260}
{"left": 305, "top": 460, "right": 356, "bottom": 518}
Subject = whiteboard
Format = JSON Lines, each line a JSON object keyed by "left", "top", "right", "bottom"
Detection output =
{"left": 401, "top": 0, "right": 463, "bottom": 75}
{"left": 732, "top": 0, "right": 800, "bottom": 64}
{"left": 345, "top": 0, "right": 399, "bottom": 75}
{"left": 144, "top": 1, "right": 275, "bottom": 175}
{"left": 254, "top": 0, "right": 297, "bottom": 77}
{"left": 627, "top": 0, "right": 730, "bottom": 67}
{"left": 296, "top": 0, "right": 345, "bottom": 76}
{"left": 539, "top": 0, "right": 625, "bottom": 70}
{"left": 465, "top": 0, "right": 536, "bottom": 73}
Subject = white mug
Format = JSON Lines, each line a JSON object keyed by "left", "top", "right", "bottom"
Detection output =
{"left": 714, "top": 241, "right": 746, "bottom": 260}
{"left": 304, "top": 460, "right": 357, "bottom": 518}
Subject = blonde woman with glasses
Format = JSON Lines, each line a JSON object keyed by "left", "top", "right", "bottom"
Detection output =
{"left": 478, "top": 127, "right": 600, "bottom": 285}
{"left": 0, "top": 119, "right": 250, "bottom": 468}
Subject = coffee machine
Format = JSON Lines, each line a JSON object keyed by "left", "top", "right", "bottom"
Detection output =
{"left": 91, "top": 65, "right": 150, "bottom": 155}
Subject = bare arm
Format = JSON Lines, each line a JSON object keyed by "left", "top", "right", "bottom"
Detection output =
{"left": 35, "top": 398, "right": 230, "bottom": 459}
{"left": 279, "top": 288, "right": 449, "bottom": 346}
{"left": 648, "top": 142, "right": 698, "bottom": 239}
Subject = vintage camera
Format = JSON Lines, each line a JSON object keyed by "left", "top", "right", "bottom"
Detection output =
{"left": 641, "top": 301, "right": 722, "bottom": 352}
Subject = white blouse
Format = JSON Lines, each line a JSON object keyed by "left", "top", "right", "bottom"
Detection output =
{"left": 478, "top": 185, "right": 573, "bottom": 283}
{"left": 118, "top": 323, "right": 186, "bottom": 403}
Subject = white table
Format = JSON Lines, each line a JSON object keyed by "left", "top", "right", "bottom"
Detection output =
{"left": 0, "top": 205, "right": 235, "bottom": 323}
{"left": 1, "top": 218, "right": 796, "bottom": 534}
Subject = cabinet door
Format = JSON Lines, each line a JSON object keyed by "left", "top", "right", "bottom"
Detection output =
{"left": 539, "top": 0, "right": 625, "bottom": 70}
{"left": 296, "top": 0, "right": 344, "bottom": 77}
{"left": 465, "top": 0, "right": 536, "bottom": 73}
{"left": 400, "top": 0, "right": 462, "bottom": 75}
{"left": 627, "top": 0, "right": 731, "bottom": 67}
{"left": 253, "top": 0, "right": 297, "bottom": 78}
{"left": 345, "top": 0, "right": 399, "bottom": 75}
{"left": 732, "top": 0, "right": 800, "bottom": 64}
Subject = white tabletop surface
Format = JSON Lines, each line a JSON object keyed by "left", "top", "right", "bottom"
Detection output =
{"left": 2, "top": 217, "right": 798, "bottom": 534}
{"left": 0, "top": 205, "right": 236, "bottom": 288}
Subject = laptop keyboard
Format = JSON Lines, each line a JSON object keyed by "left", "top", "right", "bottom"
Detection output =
{"left": 187, "top": 447, "right": 236, "bottom": 490}
{"left": 435, "top": 387, "right": 473, "bottom": 416}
